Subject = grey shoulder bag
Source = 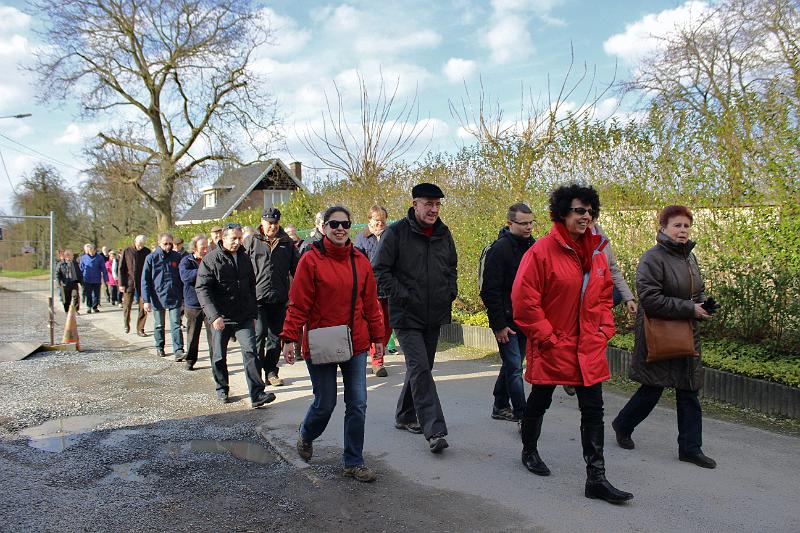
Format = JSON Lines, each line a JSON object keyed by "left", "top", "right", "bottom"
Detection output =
{"left": 307, "top": 252, "right": 358, "bottom": 365}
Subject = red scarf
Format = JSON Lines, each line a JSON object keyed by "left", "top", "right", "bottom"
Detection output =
{"left": 554, "top": 222, "right": 595, "bottom": 274}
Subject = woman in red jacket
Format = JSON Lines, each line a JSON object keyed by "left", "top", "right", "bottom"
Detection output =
{"left": 280, "top": 206, "right": 385, "bottom": 483}
{"left": 511, "top": 184, "right": 633, "bottom": 504}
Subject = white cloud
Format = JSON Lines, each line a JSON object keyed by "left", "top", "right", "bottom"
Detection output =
{"left": 0, "top": 7, "right": 33, "bottom": 115}
{"left": 257, "top": 8, "right": 311, "bottom": 57}
{"left": 0, "top": 6, "right": 31, "bottom": 32}
{"left": 603, "top": 1, "right": 711, "bottom": 65}
{"left": 443, "top": 57, "right": 478, "bottom": 83}
{"left": 355, "top": 29, "right": 441, "bottom": 55}
{"left": 485, "top": 15, "right": 533, "bottom": 64}
{"left": 54, "top": 123, "right": 84, "bottom": 145}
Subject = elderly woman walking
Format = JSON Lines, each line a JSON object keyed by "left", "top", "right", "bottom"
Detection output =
{"left": 280, "top": 206, "right": 385, "bottom": 482}
{"left": 512, "top": 184, "right": 633, "bottom": 504}
{"left": 612, "top": 205, "right": 716, "bottom": 469}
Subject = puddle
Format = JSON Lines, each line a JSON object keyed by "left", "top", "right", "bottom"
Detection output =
{"left": 104, "top": 461, "right": 154, "bottom": 483}
{"left": 100, "top": 429, "right": 141, "bottom": 447}
{"left": 165, "top": 440, "right": 274, "bottom": 464}
{"left": 20, "top": 414, "right": 119, "bottom": 452}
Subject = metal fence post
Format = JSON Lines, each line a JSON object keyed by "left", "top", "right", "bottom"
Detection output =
{"left": 49, "top": 210, "right": 55, "bottom": 346}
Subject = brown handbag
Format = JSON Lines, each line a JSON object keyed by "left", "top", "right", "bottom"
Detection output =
{"left": 644, "top": 315, "right": 698, "bottom": 362}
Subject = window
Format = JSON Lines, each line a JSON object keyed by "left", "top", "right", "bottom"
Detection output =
{"left": 204, "top": 191, "right": 217, "bottom": 208}
{"left": 264, "top": 190, "right": 292, "bottom": 209}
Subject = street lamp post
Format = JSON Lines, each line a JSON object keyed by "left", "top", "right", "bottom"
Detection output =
{"left": 0, "top": 113, "right": 32, "bottom": 119}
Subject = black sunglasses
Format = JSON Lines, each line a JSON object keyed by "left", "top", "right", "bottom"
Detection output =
{"left": 326, "top": 220, "right": 352, "bottom": 230}
{"left": 568, "top": 207, "right": 596, "bottom": 217}
{"left": 224, "top": 223, "right": 242, "bottom": 229}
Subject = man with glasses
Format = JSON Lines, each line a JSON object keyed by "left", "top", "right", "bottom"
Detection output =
{"left": 195, "top": 223, "right": 275, "bottom": 408}
{"left": 373, "top": 183, "right": 458, "bottom": 454}
{"left": 480, "top": 203, "right": 535, "bottom": 425}
{"left": 142, "top": 233, "right": 185, "bottom": 359}
{"left": 245, "top": 207, "right": 300, "bottom": 387}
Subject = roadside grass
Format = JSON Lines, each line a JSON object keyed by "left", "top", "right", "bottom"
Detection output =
{"left": 0, "top": 269, "right": 49, "bottom": 279}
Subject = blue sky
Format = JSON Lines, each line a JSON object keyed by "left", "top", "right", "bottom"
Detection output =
{"left": 0, "top": 0, "right": 711, "bottom": 214}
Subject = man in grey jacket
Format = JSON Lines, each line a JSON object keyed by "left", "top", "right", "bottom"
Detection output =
{"left": 373, "top": 183, "right": 458, "bottom": 454}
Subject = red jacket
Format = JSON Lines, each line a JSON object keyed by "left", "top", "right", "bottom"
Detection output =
{"left": 511, "top": 223, "right": 615, "bottom": 386}
{"left": 280, "top": 237, "right": 384, "bottom": 360}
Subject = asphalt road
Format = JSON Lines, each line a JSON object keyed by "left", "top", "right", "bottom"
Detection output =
{"left": 1, "top": 276, "right": 798, "bottom": 532}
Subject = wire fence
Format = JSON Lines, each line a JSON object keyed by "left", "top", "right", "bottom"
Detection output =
{"left": 0, "top": 213, "right": 55, "bottom": 345}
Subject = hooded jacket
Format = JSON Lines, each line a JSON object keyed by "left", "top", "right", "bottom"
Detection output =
{"left": 141, "top": 247, "right": 183, "bottom": 310}
{"left": 245, "top": 226, "right": 300, "bottom": 303}
{"left": 80, "top": 253, "right": 108, "bottom": 285}
{"left": 480, "top": 226, "right": 535, "bottom": 332}
{"left": 280, "top": 237, "right": 384, "bottom": 360}
{"left": 629, "top": 231, "right": 706, "bottom": 391}
{"left": 195, "top": 244, "right": 257, "bottom": 325}
{"left": 372, "top": 208, "right": 458, "bottom": 329}
{"left": 511, "top": 223, "right": 614, "bottom": 387}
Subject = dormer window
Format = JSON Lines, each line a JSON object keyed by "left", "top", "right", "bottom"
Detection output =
{"left": 204, "top": 190, "right": 217, "bottom": 208}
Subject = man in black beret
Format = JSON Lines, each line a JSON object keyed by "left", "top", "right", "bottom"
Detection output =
{"left": 245, "top": 206, "right": 300, "bottom": 386}
{"left": 373, "top": 182, "right": 458, "bottom": 454}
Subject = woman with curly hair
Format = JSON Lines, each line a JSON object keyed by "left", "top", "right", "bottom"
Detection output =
{"left": 512, "top": 184, "right": 633, "bottom": 504}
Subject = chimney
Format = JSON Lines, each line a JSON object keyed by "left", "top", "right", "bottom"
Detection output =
{"left": 290, "top": 161, "right": 302, "bottom": 182}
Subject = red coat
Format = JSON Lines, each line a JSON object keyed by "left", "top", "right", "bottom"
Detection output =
{"left": 511, "top": 223, "right": 615, "bottom": 387}
{"left": 280, "top": 237, "right": 384, "bottom": 360}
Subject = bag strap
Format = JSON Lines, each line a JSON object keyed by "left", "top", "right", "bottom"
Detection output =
{"left": 349, "top": 252, "right": 358, "bottom": 329}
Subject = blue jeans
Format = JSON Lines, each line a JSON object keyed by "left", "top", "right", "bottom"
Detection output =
{"left": 85, "top": 283, "right": 101, "bottom": 309}
{"left": 301, "top": 352, "right": 368, "bottom": 467}
{"left": 152, "top": 307, "right": 184, "bottom": 353}
{"left": 211, "top": 322, "right": 265, "bottom": 401}
{"left": 492, "top": 331, "right": 527, "bottom": 419}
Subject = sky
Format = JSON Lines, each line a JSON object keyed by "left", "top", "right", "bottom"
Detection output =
{"left": 0, "top": 0, "right": 713, "bottom": 215}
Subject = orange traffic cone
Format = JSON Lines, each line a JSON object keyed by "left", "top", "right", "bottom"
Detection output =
{"left": 62, "top": 303, "right": 81, "bottom": 351}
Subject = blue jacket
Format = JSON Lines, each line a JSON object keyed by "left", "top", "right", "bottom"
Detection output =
{"left": 178, "top": 253, "right": 203, "bottom": 309}
{"left": 80, "top": 253, "right": 108, "bottom": 284}
{"left": 141, "top": 247, "right": 183, "bottom": 310}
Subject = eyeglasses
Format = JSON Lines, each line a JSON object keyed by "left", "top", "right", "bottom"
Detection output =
{"left": 568, "top": 207, "right": 596, "bottom": 217}
{"left": 326, "top": 220, "right": 352, "bottom": 230}
{"left": 224, "top": 223, "right": 242, "bottom": 229}
{"left": 510, "top": 220, "right": 534, "bottom": 226}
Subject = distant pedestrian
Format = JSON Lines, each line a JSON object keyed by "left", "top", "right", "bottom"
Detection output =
{"left": 373, "top": 183, "right": 457, "bottom": 454}
{"left": 105, "top": 251, "right": 120, "bottom": 306}
{"left": 57, "top": 249, "right": 82, "bottom": 313}
{"left": 245, "top": 207, "right": 299, "bottom": 387}
{"left": 354, "top": 204, "right": 391, "bottom": 377}
{"left": 280, "top": 206, "right": 384, "bottom": 482}
{"left": 100, "top": 246, "right": 111, "bottom": 304}
{"left": 208, "top": 225, "right": 223, "bottom": 251}
{"left": 174, "top": 237, "right": 188, "bottom": 259}
{"left": 242, "top": 225, "right": 255, "bottom": 240}
{"left": 80, "top": 244, "right": 108, "bottom": 314}
{"left": 119, "top": 235, "right": 151, "bottom": 336}
{"left": 179, "top": 236, "right": 213, "bottom": 371}
{"left": 142, "top": 233, "right": 185, "bottom": 359}
{"left": 298, "top": 211, "right": 324, "bottom": 255}
{"left": 285, "top": 224, "right": 303, "bottom": 249}
{"left": 195, "top": 223, "right": 275, "bottom": 408}
{"left": 480, "top": 203, "right": 535, "bottom": 423}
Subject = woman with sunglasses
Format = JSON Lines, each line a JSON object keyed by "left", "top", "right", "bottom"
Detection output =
{"left": 279, "top": 206, "right": 385, "bottom": 482}
{"left": 511, "top": 184, "right": 633, "bottom": 504}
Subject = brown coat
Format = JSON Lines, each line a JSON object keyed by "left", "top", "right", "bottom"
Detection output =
{"left": 629, "top": 231, "right": 705, "bottom": 391}
{"left": 119, "top": 245, "right": 151, "bottom": 294}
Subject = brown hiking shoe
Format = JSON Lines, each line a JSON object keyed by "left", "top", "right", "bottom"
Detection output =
{"left": 268, "top": 373, "right": 284, "bottom": 387}
{"left": 343, "top": 465, "right": 377, "bottom": 482}
{"left": 296, "top": 437, "right": 313, "bottom": 461}
{"left": 373, "top": 365, "right": 388, "bottom": 377}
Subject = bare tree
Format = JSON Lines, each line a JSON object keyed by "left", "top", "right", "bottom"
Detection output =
{"left": 30, "top": 0, "right": 281, "bottom": 230}
{"left": 299, "top": 73, "right": 429, "bottom": 192}
{"left": 450, "top": 48, "right": 615, "bottom": 200}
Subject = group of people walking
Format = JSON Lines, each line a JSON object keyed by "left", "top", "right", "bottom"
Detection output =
{"left": 56, "top": 244, "right": 126, "bottom": 314}
{"left": 55, "top": 181, "right": 716, "bottom": 501}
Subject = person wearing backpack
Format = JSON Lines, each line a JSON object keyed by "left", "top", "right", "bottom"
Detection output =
{"left": 480, "top": 203, "right": 535, "bottom": 424}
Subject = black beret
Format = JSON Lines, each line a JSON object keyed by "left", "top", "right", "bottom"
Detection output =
{"left": 261, "top": 207, "right": 281, "bottom": 221}
{"left": 411, "top": 182, "right": 444, "bottom": 199}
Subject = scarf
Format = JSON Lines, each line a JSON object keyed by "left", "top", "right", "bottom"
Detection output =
{"left": 554, "top": 222, "right": 595, "bottom": 274}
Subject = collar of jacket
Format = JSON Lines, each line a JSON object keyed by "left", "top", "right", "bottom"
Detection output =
{"left": 405, "top": 207, "right": 446, "bottom": 236}
{"left": 549, "top": 222, "right": 608, "bottom": 257}
{"left": 498, "top": 225, "right": 534, "bottom": 248}
{"left": 257, "top": 225, "right": 291, "bottom": 242}
{"left": 313, "top": 236, "right": 354, "bottom": 260}
{"left": 656, "top": 230, "right": 696, "bottom": 256}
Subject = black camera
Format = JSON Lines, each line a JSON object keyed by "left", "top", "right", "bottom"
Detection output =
{"left": 701, "top": 297, "right": 720, "bottom": 315}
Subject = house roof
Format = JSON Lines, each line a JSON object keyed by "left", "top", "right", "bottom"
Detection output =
{"left": 177, "top": 159, "right": 305, "bottom": 225}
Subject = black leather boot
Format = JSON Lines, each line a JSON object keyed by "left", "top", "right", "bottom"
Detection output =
{"left": 520, "top": 416, "right": 551, "bottom": 476}
{"left": 582, "top": 424, "right": 633, "bottom": 504}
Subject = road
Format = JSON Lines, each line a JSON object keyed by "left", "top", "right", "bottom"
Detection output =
{"left": 1, "top": 276, "right": 798, "bottom": 532}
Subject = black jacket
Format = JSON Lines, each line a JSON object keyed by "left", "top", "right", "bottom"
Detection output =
{"left": 245, "top": 227, "right": 300, "bottom": 303}
{"left": 480, "top": 226, "right": 534, "bottom": 332}
{"left": 195, "top": 245, "right": 258, "bottom": 325}
{"left": 373, "top": 208, "right": 458, "bottom": 329}
{"left": 57, "top": 259, "right": 82, "bottom": 286}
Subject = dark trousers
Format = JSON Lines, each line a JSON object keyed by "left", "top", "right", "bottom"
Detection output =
{"left": 395, "top": 327, "right": 447, "bottom": 439}
{"left": 613, "top": 385, "right": 703, "bottom": 455}
{"left": 184, "top": 307, "right": 213, "bottom": 362}
{"left": 104, "top": 282, "right": 111, "bottom": 303}
{"left": 85, "top": 283, "right": 101, "bottom": 310}
{"left": 122, "top": 290, "right": 147, "bottom": 333}
{"left": 301, "top": 352, "right": 368, "bottom": 467}
{"left": 60, "top": 284, "right": 80, "bottom": 312}
{"left": 110, "top": 285, "right": 121, "bottom": 304}
{"left": 255, "top": 300, "right": 286, "bottom": 377}
{"left": 493, "top": 331, "right": 527, "bottom": 419}
{"left": 210, "top": 322, "right": 265, "bottom": 401}
{"left": 523, "top": 383, "right": 604, "bottom": 426}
